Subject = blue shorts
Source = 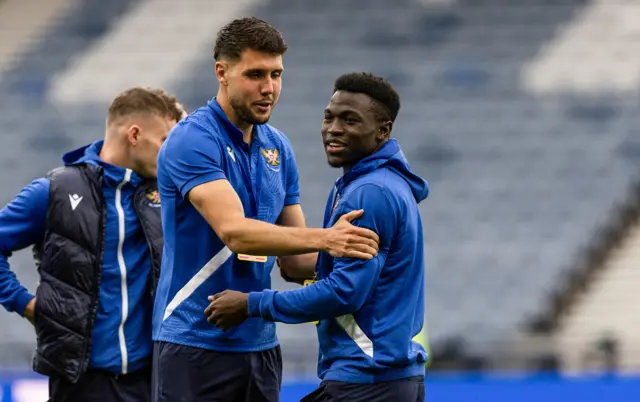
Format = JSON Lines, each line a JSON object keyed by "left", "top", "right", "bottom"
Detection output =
{"left": 301, "top": 376, "right": 425, "bottom": 402}
{"left": 151, "top": 341, "right": 282, "bottom": 402}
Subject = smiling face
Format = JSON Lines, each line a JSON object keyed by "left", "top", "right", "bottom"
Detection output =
{"left": 321, "top": 90, "right": 391, "bottom": 172}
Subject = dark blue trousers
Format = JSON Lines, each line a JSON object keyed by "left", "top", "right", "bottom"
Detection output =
{"left": 301, "top": 376, "right": 425, "bottom": 402}
{"left": 48, "top": 366, "right": 151, "bottom": 402}
{"left": 152, "top": 341, "right": 282, "bottom": 402}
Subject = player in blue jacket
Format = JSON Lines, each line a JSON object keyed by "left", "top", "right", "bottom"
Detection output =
{"left": 206, "top": 72, "right": 429, "bottom": 402}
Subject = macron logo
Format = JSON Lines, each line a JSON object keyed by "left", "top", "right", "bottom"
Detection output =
{"left": 227, "top": 146, "right": 236, "bottom": 162}
{"left": 69, "top": 193, "right": 83, "bottom": 211}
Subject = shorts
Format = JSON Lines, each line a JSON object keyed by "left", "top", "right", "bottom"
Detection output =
{"left": 152, "top": 341, "right": 282, "bottom": 402}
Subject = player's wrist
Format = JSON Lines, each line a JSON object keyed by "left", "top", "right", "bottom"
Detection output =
{"left": 241, "top": 294, "right": 249, "bottom": 318}
{"left": 315, "top": 228, "right": 332, "bottom": 253}
{"left": 247, "top": 292, "right": 263, "bottom": 317}
{"left": 15, "top": 292, "right": 35, "bottom": 318}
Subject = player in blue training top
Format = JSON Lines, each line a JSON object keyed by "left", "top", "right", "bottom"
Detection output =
{"left": 152, "top": 19, "right": 380, "bottom": 402}
{"left": 206, "top": 72, "right": 429, "bottom": 402}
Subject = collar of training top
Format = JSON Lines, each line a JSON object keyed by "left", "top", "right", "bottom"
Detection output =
{"left": 337, "top": 139, "right": 401, "bottom": 188}
{"left": 207, "top": 98, "right": 264, "bottom": 150}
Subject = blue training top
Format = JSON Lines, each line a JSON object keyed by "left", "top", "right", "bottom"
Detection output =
{"left": 153, "top": 98, "right": 300, "bottom": 352}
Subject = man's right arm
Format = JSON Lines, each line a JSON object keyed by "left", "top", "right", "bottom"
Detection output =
{"left": 189, "top": 181, "right": 377, "bottom": 257}
{"left": 0, "top": 178, "right": 49, "bottom": 319}
{"left": 160, "top": 123, "right": 379, "bottom": 259}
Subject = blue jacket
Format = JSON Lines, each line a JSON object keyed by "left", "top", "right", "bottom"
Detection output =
{"left": 0, "top": 141, "right": 153, "bottom": 374}
{"left": 248, "top": 139, "right": 430, "bottom": 383}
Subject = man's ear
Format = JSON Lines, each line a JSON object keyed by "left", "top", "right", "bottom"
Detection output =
{"left": 378, "top": 121, "right": 392, "bottom": 141}
{"left": 127, "top": 125, "right": 140, "bottom": 145}
{"left": 215, "top": 61, "right": 229, "bottom": 86}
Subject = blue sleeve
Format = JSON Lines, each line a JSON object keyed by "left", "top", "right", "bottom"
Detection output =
{"left": 0, "top": 178, "right": 49, "bottom": 316}
{"left": 284, "top": 144, "right": 300, "bottom": 206}
{"left": 159, "top": 122, "right": 227, "bottom": 199}
{"left": 247, "top": 184, "right": 396, "bottom": 323}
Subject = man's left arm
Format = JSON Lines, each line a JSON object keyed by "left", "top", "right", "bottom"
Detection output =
{"left": 207, "top": 184, "right": 395, "bottom": 328}
{"left": 252, "top": 248, "right": 387, "bottom": 324}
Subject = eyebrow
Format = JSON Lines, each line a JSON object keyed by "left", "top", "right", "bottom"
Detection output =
{"left": 325, "top": 107, "right": 362, "bottom": 116}
{"left": 245, "top": 68, "right": 283, "bottom": 73}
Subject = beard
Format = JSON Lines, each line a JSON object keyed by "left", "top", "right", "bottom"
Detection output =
{"left": 230, "top": 96, "right": 270, "bottom": 125}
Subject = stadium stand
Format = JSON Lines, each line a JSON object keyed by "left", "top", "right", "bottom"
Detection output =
{"left": 48, "top": 0, "right": 258, "bottom": 105}
{"left": 0, "top": 0, "right": 75, "bottom": 80}
{"left": 522, "top": 0, "right": 640, "bottom": 94}
{"left": 0, "top": 0, "right": 639, "bottom": 381}
{"left": 555, "top": 182, "right": 640, "bottom": 373}
{"left": 247, "top": 0, "right": 640, "bottom": 369}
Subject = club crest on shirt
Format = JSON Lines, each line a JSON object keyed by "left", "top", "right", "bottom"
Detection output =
{"left": 146, "top": 189, "right": 161, "bottom": 208}
{"left": 331, "top": 193, "right": 341, "bottom": 214}
{"left": 261, "top": 148, "right": 280, "bottom": 167}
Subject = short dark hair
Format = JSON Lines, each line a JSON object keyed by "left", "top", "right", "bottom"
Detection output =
{"left": 333, "top": 72, "right": 401, "bottom": 122}
{"left": 214, "top": 17, "right": 287, "bottom": 61}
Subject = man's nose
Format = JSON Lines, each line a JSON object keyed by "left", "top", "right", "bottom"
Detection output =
{"left": 327, "top": 120, "right": 344, "bottom": 135}
{"left": 260, "top": 78, "right": 275, "bottom": 95}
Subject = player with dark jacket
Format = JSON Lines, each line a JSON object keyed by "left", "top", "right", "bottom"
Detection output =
{"left": 0, "top": 87, "right": 185, "bottom": 402}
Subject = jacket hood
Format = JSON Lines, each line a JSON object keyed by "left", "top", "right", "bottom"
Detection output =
{"left": 63, "top": 140, "right": 103, "bottom": 166}
{"left": 62, "top": 140, "right": 142, "bottom": 187}
{"left": 337, "top": 139, "right": 429, "bottom": 203}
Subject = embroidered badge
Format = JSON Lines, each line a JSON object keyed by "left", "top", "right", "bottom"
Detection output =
{"left": 261, "top": 148, "right": 281, "bottom": 167}
{"left": 146, "top": 189, "right": 161, "bottom": 207}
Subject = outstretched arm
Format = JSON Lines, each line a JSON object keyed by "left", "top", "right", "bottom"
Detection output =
{"left": 161, "top": 122, "right": 379, "bottom": 259}
{"left": 189, "top": 181, "right": 374, "bottom": 258}
{"left": 207, "top": 250, "right": 386, "bottom": 328}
